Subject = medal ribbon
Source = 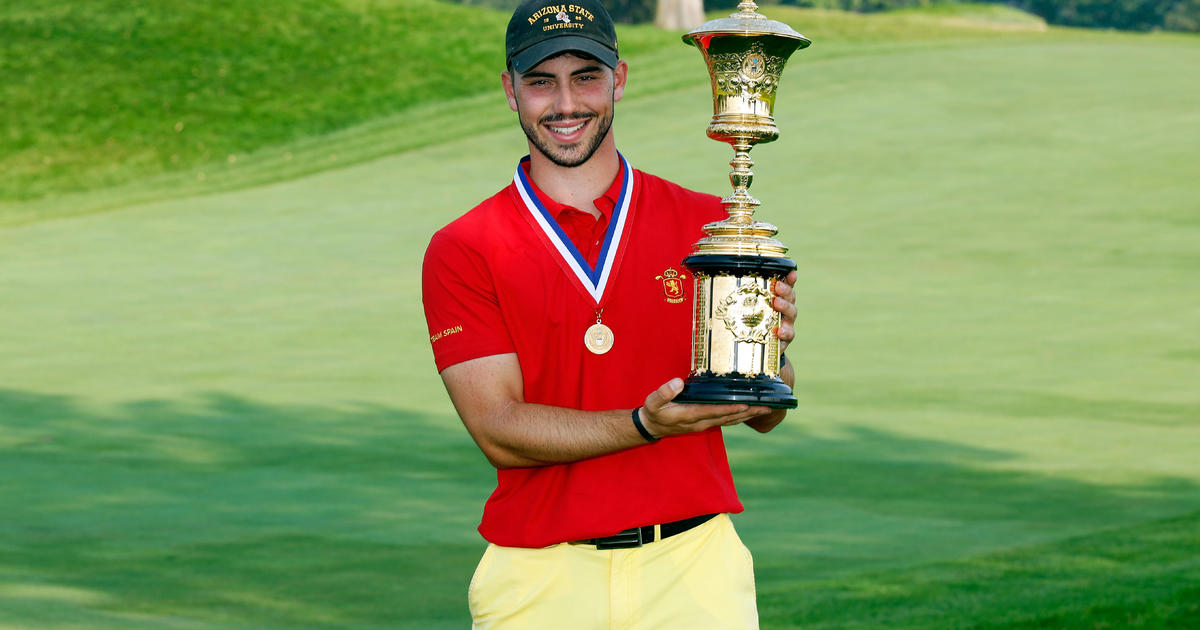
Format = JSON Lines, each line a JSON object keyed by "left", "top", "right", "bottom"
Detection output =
{"left": 513, "top": 153, "right": 634, "bottom": 304}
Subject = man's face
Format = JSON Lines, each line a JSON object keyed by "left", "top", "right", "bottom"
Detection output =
{"left": 503, "top": 53, "right": 627, "bottom": 168}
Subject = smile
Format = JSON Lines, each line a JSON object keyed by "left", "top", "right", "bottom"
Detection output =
{"left": 547, "top": 120, "right": 588, "bottom": 134}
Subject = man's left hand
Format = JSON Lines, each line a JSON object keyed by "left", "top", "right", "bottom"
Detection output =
{"left": 773, "top": 269, "right": 798, "bottom": 354}
{"left": 746, "top": 270, "right": 798, "bottom": 433}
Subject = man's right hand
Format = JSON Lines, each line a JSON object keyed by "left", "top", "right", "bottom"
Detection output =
{"left": 443, "top": 355, "right": 774, "bottom": 469}
{"left": 639, "top": 377, "right": 772, "bottom": 439}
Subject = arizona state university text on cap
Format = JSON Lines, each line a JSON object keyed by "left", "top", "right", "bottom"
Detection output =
{"left": 506, "top": 0, "right": 618, "bottom": 74}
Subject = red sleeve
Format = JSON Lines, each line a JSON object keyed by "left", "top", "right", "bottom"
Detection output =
{"left": 421, "top": 227, "right": 515, "bottom": 372}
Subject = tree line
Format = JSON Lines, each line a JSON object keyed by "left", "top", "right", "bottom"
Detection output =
{"left": 447, "top": 0, "right": 1200, "bottom": 32}
{"left": 711, "top": 0, "right": 1199, "bottom": 32}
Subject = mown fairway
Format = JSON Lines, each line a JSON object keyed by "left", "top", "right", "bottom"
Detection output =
{"left": 2, "top": 3, "right": 1199, "bottom": 629}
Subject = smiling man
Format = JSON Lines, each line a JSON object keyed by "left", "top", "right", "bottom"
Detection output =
{"left": 420, "top": 1, "right": 798, "bottom": 628}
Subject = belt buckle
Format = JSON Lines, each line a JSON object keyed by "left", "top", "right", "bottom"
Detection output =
{"left": 594, "top": 527, "right": 644, "bottom": 550}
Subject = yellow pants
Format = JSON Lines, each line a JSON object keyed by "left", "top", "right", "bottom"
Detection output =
{"left": 468, "top": 514, "right": 758, "bottom": 630}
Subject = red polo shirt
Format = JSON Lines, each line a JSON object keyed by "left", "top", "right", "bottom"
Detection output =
{"left": 422, "top": 155, "right": 741, "bottom": 548}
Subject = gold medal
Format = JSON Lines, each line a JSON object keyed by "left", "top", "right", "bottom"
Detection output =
{"left": 585, "top": 323, "right": 614, "bottom": 355}
{"left": 585, "top": 308, "right": 614, "bottom": 354}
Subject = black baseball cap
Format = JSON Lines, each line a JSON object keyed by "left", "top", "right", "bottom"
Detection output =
{"left": 506, "top": 0, "right": 618, "bottom": 74}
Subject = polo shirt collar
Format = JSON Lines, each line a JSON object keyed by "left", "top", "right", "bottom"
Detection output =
{"left": 517, "top": 157, "right": 624, "bottom": 221}
{"left": 511, "top": 154, "right": 636, "bottom": 304}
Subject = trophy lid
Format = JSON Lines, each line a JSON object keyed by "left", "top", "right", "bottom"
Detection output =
{"left": 683, "top": 1, "right": 811, "bottom": 49}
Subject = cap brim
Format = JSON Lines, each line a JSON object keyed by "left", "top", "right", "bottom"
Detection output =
{"left": 510, "top": 36, "right": 618, "bottom": 74}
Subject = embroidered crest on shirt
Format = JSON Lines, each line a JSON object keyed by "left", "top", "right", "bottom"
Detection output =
{"left": 655, "top": 267, "right": 688, "bottom": 304}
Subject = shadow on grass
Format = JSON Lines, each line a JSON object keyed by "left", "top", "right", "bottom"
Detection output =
{"left": 801, "top": 379, "right": 1200, "bottom": 427}
{"left": 0, "top": 389, "right": 492, "bottom": 629}
{"left": 751, "top": 510, "right": 1200, "bottom": 630}
{"left": 1, "top": 388, "right": 1198, "bottom": 629}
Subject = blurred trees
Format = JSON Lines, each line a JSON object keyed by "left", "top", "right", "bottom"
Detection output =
{"left": 605, "top": 0, "right": 657, "bottom": 22}
{"left": 707, "top": 0, "right": 929, "bottom": 11}
{"left": 1004, "top": 0, "right": 1200, "bottom": 31}
{"left": 447, "top": 0, "right": 1200, "bottom": 32}
{"left": 709, "top": 0, "right": 1200, "bottom": 31}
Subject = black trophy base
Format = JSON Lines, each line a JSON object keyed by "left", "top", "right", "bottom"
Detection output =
{"left": 683, "top": 253, "right": 796, "bottom": 278}
{"left": 675, "top": 373, "right": 797, "bottom": 409}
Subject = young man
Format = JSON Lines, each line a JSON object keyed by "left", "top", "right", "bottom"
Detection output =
{"left": 421, "top": 1, "right": 797, "bottom": 627}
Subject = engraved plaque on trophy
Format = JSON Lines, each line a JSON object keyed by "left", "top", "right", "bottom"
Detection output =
{"left": 674, "top": 1, "right": 809, "bottom": 408}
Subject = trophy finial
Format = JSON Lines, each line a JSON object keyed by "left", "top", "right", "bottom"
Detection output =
{"left": 735, "top": 1, "right": 765, "bottom": 17}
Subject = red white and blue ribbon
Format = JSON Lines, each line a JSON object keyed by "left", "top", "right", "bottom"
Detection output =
{"left": 513, "top": 154, "right": 634, "bottom": 304}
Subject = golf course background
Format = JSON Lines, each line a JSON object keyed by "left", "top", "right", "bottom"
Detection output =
{"left": 2, "top": 1, "right": 1199, "bottom": 628}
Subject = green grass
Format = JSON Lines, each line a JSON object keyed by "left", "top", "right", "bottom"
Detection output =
{"left": 2, "top": 1, "right": 1200, "bottom": 628}
{"left": 1, "top": 2, "right": 1085, "bottom": 226}
{"left": 0, "top": 0, "right": 676, "bottom": 206}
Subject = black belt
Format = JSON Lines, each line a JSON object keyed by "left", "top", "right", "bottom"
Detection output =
{"left": 571, "top": 513, "right": 718, "bottom": 550}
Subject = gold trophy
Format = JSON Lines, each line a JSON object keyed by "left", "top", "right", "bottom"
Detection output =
{"left": 674, "top": 1, "right": 809, "bottom": 408}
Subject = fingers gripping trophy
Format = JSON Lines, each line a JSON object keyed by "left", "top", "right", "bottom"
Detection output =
{"left": 673, "top": 1, "right": 810, "bottom": 409}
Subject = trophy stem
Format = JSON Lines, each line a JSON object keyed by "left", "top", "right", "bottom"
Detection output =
{"left": 725, "top": 139, "right": 757, "bottom": 226}
{"left": 692, "top": 135, "right": 787, "bottom": 258}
